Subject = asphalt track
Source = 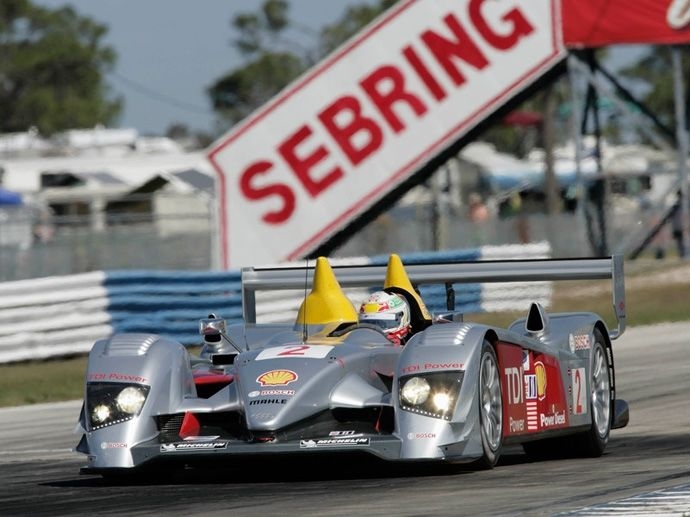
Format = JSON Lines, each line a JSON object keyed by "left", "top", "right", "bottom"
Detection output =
{"left": 1, "top": 322, "right": 690, "bottom": 517}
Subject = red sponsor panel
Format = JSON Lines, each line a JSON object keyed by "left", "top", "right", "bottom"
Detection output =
{"left": 207, "top": 0, "right": 565, "bottom": 268}
{"left": 497, "top": 342, "right": 569, "bottom": 437}
{"left": 562, "top": 0, "right": 690, "bottom": 47}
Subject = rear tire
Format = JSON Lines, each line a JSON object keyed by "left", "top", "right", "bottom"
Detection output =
{"left": 522, "top": 328, "right": 612, "bottom": 461}
{"left": 572, "top": 329, "right": 612, "bottom": 457}
{"left": 475, "top": 340, "right": 503, "bottom": 469}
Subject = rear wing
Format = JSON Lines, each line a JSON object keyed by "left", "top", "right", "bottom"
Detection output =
{"left": 241, "top": 256, "right": 626, "bottom": 339}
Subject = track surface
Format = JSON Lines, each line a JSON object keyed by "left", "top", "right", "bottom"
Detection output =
{"left": 2, "top": 322, "right": 690, "bottom": 516}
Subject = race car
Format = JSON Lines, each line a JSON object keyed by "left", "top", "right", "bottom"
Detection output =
{"left": 75, "top": 253, "right": 629, "bottom": 477}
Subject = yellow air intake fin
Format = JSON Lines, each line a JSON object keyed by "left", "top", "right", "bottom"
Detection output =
{"left": 384, "top": 253, "right": 432, "bottom": 323}
{"left": 295, "top": 257, "right": 358, "bottom": 327}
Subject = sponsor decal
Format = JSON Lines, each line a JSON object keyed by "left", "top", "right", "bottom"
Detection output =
{"left": 539, "top": 410, "right": 566, "bottom": 428}
{"left": 406, "top": 432, "right": 436, "bottom": 440}
{"left": 424, "top": 362, "right": 463, "bottom": 370}
{"left": 524, "top": 374, "right": 537, "bottom": 400}
{"left": 668, "top": 0, "right": 690, "bottom": 29}
{"left": 534, "top": 361, "right": 547, "bottom": 400}
{"left": 509, "top": 417, "right": 525, "bottom": 433}
{"left": 568, "top": 333, "right": 591, "bottom": 352}
{"left": 521, "top": 350, "right": 530, "bottom": 370}
{"left": 256, "top": 345, "right": 333, "bottom": 360}
{"left": 329, "top": 430, "right": 357, "bottom": 437}
{"left": 504, "top": 366, "right": 523, "bottom": 405}
{"left": 88, "top": 372, "right": 147, "bottom": 384}
{"left": 183, "top": 436, "right": 220, "bottom": 441}
{"left": 300, "top": 437, "right": 370, "bottom": 448}
{"left": 572, "top": 367, "right": 587, "bottom": 415}
{"left": 160, "top": 442, "right": 228, "bottom": 452}
{"left": 526, "top": 401, "right": 538, "bottom": 431}
{"left": 402, "top": 362, "right": 464, "bottom": 374}
{"left": 248, "top": 398, "right": 287, "bottom": 405}
{"left": 100, "top": 442, "right": 127, "bottom": 449}
{"left": 256, "top": 369, "right": 298, "bottom": 386}
{"left": 249, "top": 389, "right": 296, "bottom": 398}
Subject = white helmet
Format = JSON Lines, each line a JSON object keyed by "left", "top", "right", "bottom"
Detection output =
{"left": 358, "top": 291, "right": 411, "bottom": 345}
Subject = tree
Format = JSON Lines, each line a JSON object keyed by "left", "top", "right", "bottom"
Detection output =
{"left": 208, "top": 0, "right": 395, "bottom": 130}
{"left": 0, "top": 0, "right": 121, "bottom": 135}
{"left": 619, "top": 45, "right": 690, "bottom": 135}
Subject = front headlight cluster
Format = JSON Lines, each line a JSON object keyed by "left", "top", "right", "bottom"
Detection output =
{"left": 86, "top": 382, "right": 150, "bottom": 430}
{"left": 399, "top": 371, "right": 463, "bottom": 420}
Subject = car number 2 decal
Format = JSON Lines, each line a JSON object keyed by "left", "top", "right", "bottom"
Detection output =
{"left": 256, "top": 344, "right": 334, "bottom": 360}
{"left": 572, "top": 367, "right": 587, "bottom": 415}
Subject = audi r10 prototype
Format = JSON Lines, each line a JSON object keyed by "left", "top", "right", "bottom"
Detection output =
{"left": 75, "top": 254, "right": 629, "bottom": 477}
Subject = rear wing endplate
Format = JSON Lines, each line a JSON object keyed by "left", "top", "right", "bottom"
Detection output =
{"left": 241, "top": 256, "right": 626, "bottom": 339}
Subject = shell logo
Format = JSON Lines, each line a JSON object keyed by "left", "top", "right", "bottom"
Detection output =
{"left": 535, "top": 361, "right": 547, "bottom": 400}
{"left": 256, "top": 369, "right": 298, "bottom": 386}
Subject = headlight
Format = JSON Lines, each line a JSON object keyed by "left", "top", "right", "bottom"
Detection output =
{"left": 86, "top": 382, "right": 150, "bottom": 430}
{"left": 116, "top": 386, "right": 147, "bottom": 414}
{"left": 400, "top": 377, "right": 431, "bottom": 405}
{"left": 399, "top": 371, "right": 463, "bottom": 420}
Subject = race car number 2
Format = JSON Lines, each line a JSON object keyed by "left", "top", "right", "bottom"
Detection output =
{"left": 572, "top": 367, "right": 587, "bottom": 415}
{"left": 256, "top": 345, "right": 334, "bottom": 360}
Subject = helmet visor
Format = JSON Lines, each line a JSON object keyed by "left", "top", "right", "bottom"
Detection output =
{"left": 360, "top": 311, "right": 403, "bottom": 331}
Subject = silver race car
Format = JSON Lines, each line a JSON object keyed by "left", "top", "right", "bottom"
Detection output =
{"left": 75, "top": 254, "right": 629, "bottom": 477}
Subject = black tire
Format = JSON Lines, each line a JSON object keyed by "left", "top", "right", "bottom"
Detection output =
{"left": 571, "top": 328, "right": 612, "bottom": 457}
{"left": 474, "top": 340, "right": 503, "bottom": 469}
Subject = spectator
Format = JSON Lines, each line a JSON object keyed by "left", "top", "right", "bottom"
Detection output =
{"left": 467, "top": 192, "right": 489, "bottom": 223}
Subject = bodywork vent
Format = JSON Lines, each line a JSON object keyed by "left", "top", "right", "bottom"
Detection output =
{"left": 104, "top": 333, "right": 158, "bottom": 356}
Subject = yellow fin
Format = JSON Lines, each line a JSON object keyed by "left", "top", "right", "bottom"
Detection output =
{"left": 384, "top": 253, "right": 432, "bottom": 321}
{"left": 295, "top": 257, "right": 358, "bottom": 326}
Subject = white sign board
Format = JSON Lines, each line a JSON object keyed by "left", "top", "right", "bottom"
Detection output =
{"left": 207, "top": 0, "right": 565, "bottom": 268}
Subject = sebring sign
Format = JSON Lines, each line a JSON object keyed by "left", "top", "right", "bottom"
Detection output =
{"left": 207, "top": 0, "right": 565, "bottom": 268}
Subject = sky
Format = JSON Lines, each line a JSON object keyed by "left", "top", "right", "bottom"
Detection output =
{"left": 39, "top": 1, "right": 375, "bottom": 137}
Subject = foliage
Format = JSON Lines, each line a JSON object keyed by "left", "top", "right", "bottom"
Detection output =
{"left": 618, "top": 45, "right": 689, "bottom": 132}
{"left": 208, "top": 0, "right": 395, "bottom": 130}
{"left": 0, "top": 0, "right": 122, "bottom": 135}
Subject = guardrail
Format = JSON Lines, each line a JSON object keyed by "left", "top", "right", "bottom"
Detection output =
{"left": 0, "top": 243, "right": 551, "bottom": 363}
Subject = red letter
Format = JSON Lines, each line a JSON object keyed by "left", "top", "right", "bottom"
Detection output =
{"left": 318, "top": 95, "right": 383, "bottom": 166}
{"left": 239, "top": 160, "right": 295, "bottom": 224}
{"left": 421, "top": 13, "right": 489, "bottom": 87}
{"left": 278, "top": 125, "right": 343, "bottom": 198}
{"left": 403, "top": 45, "right": 447, "bottom": 102}
{"left": 360, "top": 64, "right": 427, "bottom": 134}
{"left": 469, "top": 0, "right": 534, "bottom": 51}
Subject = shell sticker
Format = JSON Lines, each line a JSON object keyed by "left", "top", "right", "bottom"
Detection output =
{"left": 256, "top": 369, "right": 298, "bottom": 386}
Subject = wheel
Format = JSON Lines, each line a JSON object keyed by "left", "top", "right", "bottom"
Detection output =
{"left": 572, "top": 328, "right": 612, "bottom": 457}
{"left": 475, "top": 340, "right": 503, "bottom": 469}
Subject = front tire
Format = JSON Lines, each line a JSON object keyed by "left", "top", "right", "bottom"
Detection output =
{"left": 475, "top": 340, "right": 503, "bottom": 469}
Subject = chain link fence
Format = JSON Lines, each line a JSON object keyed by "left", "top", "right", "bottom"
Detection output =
{"left": 0, "top": 186, "right": 667, "bottom": 283}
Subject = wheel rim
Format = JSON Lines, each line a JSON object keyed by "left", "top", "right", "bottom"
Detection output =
{"left": 480, "top": 351, "right": 502, "bottom": 450}
{"left": 591, "top": 344, "right": 611, "bottom": 438}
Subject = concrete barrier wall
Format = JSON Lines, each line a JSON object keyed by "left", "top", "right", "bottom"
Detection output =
{"left": 0, "top": 243, "right": 551, "bottom": 363}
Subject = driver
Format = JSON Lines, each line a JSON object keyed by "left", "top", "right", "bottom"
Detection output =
{"left": 358, "top": 291, "right": 411, "bottom": 345}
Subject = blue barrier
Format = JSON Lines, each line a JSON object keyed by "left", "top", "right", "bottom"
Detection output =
{"left": 0, "top": 243, "right": 551, "bottom": 363}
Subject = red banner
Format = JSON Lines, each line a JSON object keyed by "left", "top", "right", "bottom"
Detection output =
{"left": 562, "top": 0, "right": 690, "bottom": 47}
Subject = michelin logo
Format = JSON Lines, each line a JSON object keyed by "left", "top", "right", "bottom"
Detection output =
{"left": 160, "top": 441, "right": 228, "bottom": 452}
{"left": 300, "top": 437, "right": 370, "bottom": 448}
